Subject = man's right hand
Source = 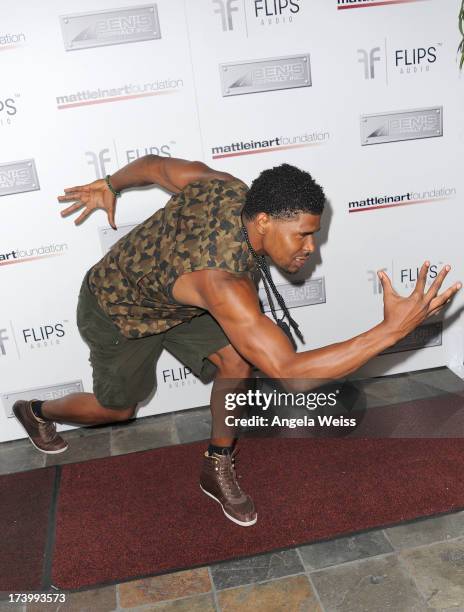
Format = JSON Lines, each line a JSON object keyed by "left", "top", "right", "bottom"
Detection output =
{"left": 58, "top": 178, "right": 117, "bottom": 229}
{"left": 379, "top": 261, "right": 461, "bottom": 342}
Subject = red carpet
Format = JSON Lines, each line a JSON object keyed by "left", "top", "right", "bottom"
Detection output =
{"left": 51, "top": 436, "right": 464, "bottom": 591}
{"left": 0, "top": 467, "right": 56, "bottom": 592}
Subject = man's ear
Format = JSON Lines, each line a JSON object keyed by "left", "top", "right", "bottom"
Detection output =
{"left": 254, "top": 212, "right": 271, "bottom": 236}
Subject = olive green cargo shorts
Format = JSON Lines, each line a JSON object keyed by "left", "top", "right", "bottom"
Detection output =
{"left": 76, "top": 273, "right": 230, "bottom": 409}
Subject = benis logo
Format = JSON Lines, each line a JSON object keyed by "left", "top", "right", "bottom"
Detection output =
{"left": 0, "top": 243, "right": 68, "bottom": 267}
{"left": 361, "top": 107, "right": 442, "bottom": 145}
{"left": 348, "top": 186, "right": 456, "bottom": 213}
{"left": 162, "top": 367, "right": 197, "bottom": 389}
{"left": 0, "top": 159, "right": 39, "bottom": 197}
{"left": 220, "top": 54, "right": 311, "bottom": 96}
{"left": 381, "top": 322, "right": 442, "bottom": 354}
{"left": 211, "top": 129, "right": 329, "bottom": 159}
{"left": 2, "top": 381, "right": 83, "bottom": 419}
{"left": 259, "top": 278, "right": 326, "bottom": 311}
{"left": 338, "top": 0, "right": 430, "bottom": 10}
{"left": 56, "top": 78, "right": 183, "bottom": 110}
{"left": 60, "top": 5, "right": 160, "bottom": 51}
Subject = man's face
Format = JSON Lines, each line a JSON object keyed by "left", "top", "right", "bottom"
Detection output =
{"left": 261, "top": 213, "right": 321, "bottom": 274}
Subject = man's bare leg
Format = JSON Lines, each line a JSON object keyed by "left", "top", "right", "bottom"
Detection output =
{"left": 200, "top": 345, "right": 257, "bottom": 526}
{"left": 13, "top": 392, "right": 136, "bottom": 454}
{"left": 41, "top": 393, "right": 136, "bottom": 425}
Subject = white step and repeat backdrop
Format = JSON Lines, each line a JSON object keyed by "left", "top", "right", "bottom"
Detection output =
{"left": 1, "top": 0, "right": 463, "bottom": 442}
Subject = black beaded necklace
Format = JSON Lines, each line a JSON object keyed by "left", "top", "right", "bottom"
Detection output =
{"left": 241, "top": 223, "right": 304, "bottom": 349}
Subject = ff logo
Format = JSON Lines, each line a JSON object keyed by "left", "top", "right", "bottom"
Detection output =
{"left": 86, "top": 149, "right": 112, "bottom": 179}
{"left": 213, "top": 0, "right": 239, "bottom": 31}
{"left": 358, "top": 47, "right": 381, "bottom": 79}
{"left": 367, "top": 269, "right": 387, "bottom": 294}
{"left": 0, "top": 328, "right": 8, "bottom": 355}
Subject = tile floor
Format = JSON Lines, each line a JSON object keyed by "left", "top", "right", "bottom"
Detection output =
{"left": 1, "top": 367, "right": 464, "bottom": 612}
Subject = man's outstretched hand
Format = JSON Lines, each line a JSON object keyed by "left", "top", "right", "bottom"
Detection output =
{"left": 58, "top": 179, "right": 117, "bottom": 229}
{"left": 379, "top": 261, "right": 461, "bottom": 341}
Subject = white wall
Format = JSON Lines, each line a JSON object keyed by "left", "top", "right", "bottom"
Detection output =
{"left": 1, "top": 0, "right": 463, "bottom": 442}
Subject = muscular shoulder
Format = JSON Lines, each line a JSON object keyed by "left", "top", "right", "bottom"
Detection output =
{"left": 173, "top": 269, "right": 259, "bottom": 313}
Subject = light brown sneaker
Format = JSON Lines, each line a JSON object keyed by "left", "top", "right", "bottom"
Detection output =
{"left": 13, "top": 400, "right": 68, "bottom": 454}
{"left": 200, "top": 449, "right": 257, "bottom": 527}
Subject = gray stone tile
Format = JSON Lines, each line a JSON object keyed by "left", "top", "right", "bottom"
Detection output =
{"left": 0, "top": 598, "right": 24, "bottom": 610}
{"left": 0, "top": 439, "right": 46, "bottom": 475}
{"left": 173, "top": 406, "right": 211, "bottom": 443}
{"left": 217, "top": 575, "right": 321, "bottom": 611}
{"left": 385, "top": 512, "right": 464, "bottom": 549}
{"left": 299, "top": 530, "right": 393, "bottom": 570}
{"left": 111, "top": 414, "right": 179, "bottom": 456}
{"left": 310, "top": 554, "right": 428, "bottom": 611}
{"left": 400, "top": 537, "right": 464, "bottom": 609}
{"left": 210, "top": 549, "right": 304, "bottom": 590}
{"left": 359, "top": 374, "right": 433, "bottom": 409}
{"left": 61, "top": 423, "right": 112, "bottom": 438}
{"left": 408, "top": 367, "right": 464, "bottom": 397}
{"left": 45, "top": 431, "right": 111, "bottom": 467}
{"left": 25, "top": 585, "right": 116, "bottom": 611}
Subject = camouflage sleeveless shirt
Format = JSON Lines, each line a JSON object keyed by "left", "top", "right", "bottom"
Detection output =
{"left": 88, "top": 178, "right": 256, "bottom": 338}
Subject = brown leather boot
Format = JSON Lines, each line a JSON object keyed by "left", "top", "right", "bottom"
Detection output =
{"left": 200, "top": 449, "right": 257, "bottom": 526}
{"left": 13, "top": 400, "right": 68, "bottom": 454}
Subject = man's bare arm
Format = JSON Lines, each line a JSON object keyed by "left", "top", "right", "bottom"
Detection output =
{"left": 109, "top": 155, "right": 236, "bottom": 194}
{"left": 184, "top": 264, "right": 460, "bottom": 383}
{"left": 58, "top": 156, "right": 235, "bottom": 227}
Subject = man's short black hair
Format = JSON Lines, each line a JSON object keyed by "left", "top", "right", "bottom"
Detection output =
{"left": 242, "top": 163, "right": 325, "bottom": 220}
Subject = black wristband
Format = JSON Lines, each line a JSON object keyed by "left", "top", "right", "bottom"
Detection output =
{"left": 104, "top": 175, "right": 121, "bottom": 198}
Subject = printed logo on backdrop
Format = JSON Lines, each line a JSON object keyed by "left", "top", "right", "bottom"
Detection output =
{"left": 161, "top": 367, "right": 198, "bottom": 390}
{"left": 254, "top": 0, "right": 301, "bottom": 26}
{"left": 357, "top": 43, "right": 442, "bottom": 83}
{"left": 99, "top": 223, "right": 139, "bottom": 253}
{"left": 0, "top": 320, "right": 71, "bottom": 357}
{"left": 211, "top": 129, "right": 329, "bottom": 159}
{"left": 367, "top": 262, "right": 444, "bottom": 294}
{"left": 0, "top": 94, "right": 20, "bottom": 127}
{"left": 338, "top": 0, "right": 430, "bottom": 10}
{"left": 348, "top": 185, "right": 456, "bottom": 213}
{"left": 0, "top": 159, "right": 39, "bottom": 197}
{"left": 0, "top": 32, "right": 26, "bottom": 50}
{"left": 21, "top": 321, "right": 70, "bottom": 350}
{"left": 56, "top": 78, "right": 183, "bottom": 110}
{"left": 0, "top": 243, "right": 68, "bottom": 267}
{"left": 380, "top": 322, "right": 442, "bottom": 355}
{"left": 358, "top": 48, "right": 381, "bottom": 79}
{"left": 360, "top": 107, "right": 443, "bottom": 146}
{"left": 220, "top": 54, "right": 311, "bottom": 96}
{"left": 259, "top": 278, "right": 326, "bottom": 311}
{"left": 213, "top": 1, "right": 302, "bottom": 34}
{"left": 86, "top": 142, "right": 176, "bottom": 178}
{"left": 0, "top": 327, "right": 10, "bottom": 357}
{"left": 2, "top": 381, "right": 83, "bottom": 418}
{"left": 213, "top": 0, "right": 239, "bottom": 31}
{"left": 60, "top": 5, "right": 160, "bottom": 51}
